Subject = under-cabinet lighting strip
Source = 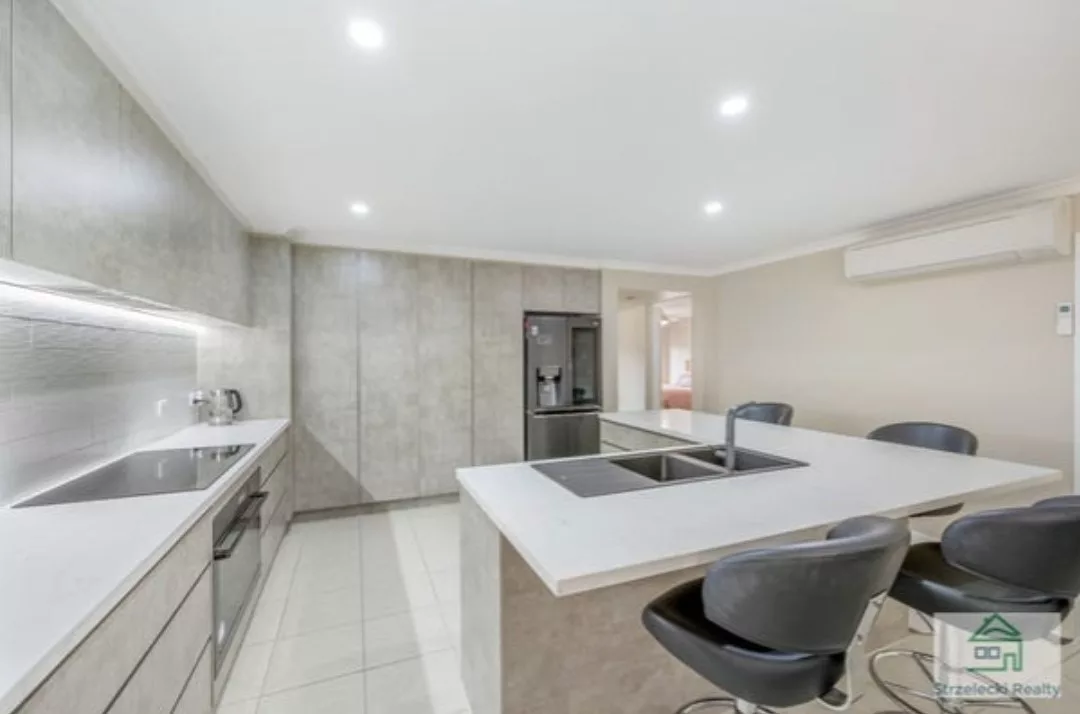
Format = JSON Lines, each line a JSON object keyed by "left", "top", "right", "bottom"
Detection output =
{"left": 0, "top": 281, "right": 206, "bottom": 334}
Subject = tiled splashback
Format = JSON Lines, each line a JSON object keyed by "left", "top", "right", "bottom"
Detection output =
{"left": 0, "top": 287, "right": 197, "bottom": 503}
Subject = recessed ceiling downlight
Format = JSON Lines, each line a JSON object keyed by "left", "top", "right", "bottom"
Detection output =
{"left": 349, "top": 19, "right": 385, "bottom": 51}
{"left": 350, "top": 202, "right": 371, "bottom": 216}
{"left": 703, "top": 201, "right": 724, "bottom": 216}
{"left": 718, "top": 94, "right": 750, "bottom": 118}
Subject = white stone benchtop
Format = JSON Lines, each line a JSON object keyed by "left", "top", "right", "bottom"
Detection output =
{"left": 0, "top": 418, "right": 290, "bottom": 714}
{"left": 456, "top": 409, "right": 1060, "bottom": 597}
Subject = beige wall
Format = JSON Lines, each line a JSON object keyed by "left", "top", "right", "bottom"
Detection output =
{"left": 711, "top": 249, "right": 1074, "bottom": 484}
{"left": 617, "top": 302, "right": 648, "bottom": 411}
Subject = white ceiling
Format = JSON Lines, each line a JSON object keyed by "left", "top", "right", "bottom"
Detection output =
{"left": 56, "top": 0, "right": 1080, "bottom": 273}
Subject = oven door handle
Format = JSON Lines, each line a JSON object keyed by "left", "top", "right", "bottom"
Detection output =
{"left": 213, "top": 491, "right": 268, "bottom": 561}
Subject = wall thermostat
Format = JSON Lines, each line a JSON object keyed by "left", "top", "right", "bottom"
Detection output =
{"left": 1057, "top": 302, "right": 1073, "bottom": 336}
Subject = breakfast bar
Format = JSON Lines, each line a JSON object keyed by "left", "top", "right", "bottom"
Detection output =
{"left": 456, "top": 410, "right": 1063, "bottom": 714}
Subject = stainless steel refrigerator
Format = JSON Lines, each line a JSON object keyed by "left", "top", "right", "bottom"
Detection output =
{"left": 523, "top": 312, "right": 603, "bottom": 460}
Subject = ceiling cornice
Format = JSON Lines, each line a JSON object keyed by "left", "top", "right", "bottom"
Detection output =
{"left": 291, "top": 233, "right": 719, "bottom": 276}
{"left": 711, "top": 175, "right": 1080, "bottom": 277}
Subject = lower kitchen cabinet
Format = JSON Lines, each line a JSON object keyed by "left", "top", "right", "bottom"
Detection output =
{"left": 15, "top": 520, "right": 211, "bottom": 714}
{"left": 171, "top": 645, "right": 212, "bottom": 714}
{"left": 14, "top": 430, "right": 294, "bottom": 714}
{"left": 259, "top": 431, "right": 293, "bottom": 580}
{"left": 107, "top": 571, "right": 212, "bottom": 714}
{"left": 599, "top": 421, "right": 696, "bottom": 452}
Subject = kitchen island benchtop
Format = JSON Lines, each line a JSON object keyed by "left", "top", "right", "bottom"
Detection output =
{"left": 0, "top": 418, "right": 290, "bottom": 714}
{"left": 456, "top": 409, "right": 1060, "bottom": 597}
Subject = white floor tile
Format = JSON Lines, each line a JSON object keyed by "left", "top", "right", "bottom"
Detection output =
{"left": 363, "top": 606, "right": 453, "bottom": 669}
{"left": 220, "top": 642, "right": 274, "bottom": 704}
{"left": 362, "top": 567, "right": 438, "bottom": 620}
{"left": 290, "top": 562, "right": 363, "bottom": 598}
{"left": 428, "top": 568, "right": 459, "bottom": 604}
{"left": 216, "top": 700, "right": 259, "bottom": 714}
{"left": 256, "top": 672, "right": 365, "bottom": 714}
{"left": 244, "top": 596, "right": 288, "bottom": 646}
{"left": 278, "top": 586, "right": 364, "bottom": 638}
{"left": 406, "top": 502, "right": 459, "bottom": 524}
{"left": 220, "top": 501, "right": 467, "bottom": 714}
{"left": 417, "top": 541, "right": 459, "bottom": 574}
{"left": 437, "top": 600, "right": 461, "bottom": 645}
{"left": 263, "top": 624, "right": 365, "bottom": 695}
{"left": 262, "top": 544, "right": 301, "bottom": 602}
{"left": 364, "top": 650, "right": 469, "bottom": 714}
{"left": 360, "top": 523, "right": 428, "bottom": 576}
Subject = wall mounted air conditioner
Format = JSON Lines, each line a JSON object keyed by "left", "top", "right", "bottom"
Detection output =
{"left": 843, "top": 198, "right": 1075, "bottom": 281}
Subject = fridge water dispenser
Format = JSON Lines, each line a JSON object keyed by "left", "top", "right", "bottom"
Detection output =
{"left": 536, "top": 366, "right": 563, "bottom": 408}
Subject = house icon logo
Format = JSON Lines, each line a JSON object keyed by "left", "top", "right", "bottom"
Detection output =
{"left": 933, "top": 611, "right": 1061, "bottom": 700}
{"left": 967, "top": 614, "right": 1024, "bottom": 673}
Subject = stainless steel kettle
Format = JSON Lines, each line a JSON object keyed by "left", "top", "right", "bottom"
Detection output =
{"left": 191, "top": 388, "right": 244, "bottom": 426}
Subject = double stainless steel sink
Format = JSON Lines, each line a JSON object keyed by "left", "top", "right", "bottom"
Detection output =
{"left": 533, "top": 445, "right": 808, "bottom": 498}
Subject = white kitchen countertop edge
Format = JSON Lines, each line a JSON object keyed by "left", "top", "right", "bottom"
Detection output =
{"left": 459, "top": 410, "right": 1062, "bottom": 597}
{"left": 0, "top": 418, "right": 290, "bottom": 714}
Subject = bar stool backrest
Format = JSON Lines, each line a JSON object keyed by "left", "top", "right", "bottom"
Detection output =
{"left": 702, "top": 516, "right": 910, "bottom": 654}
{"left": 942, "top": 501, "right": 1080, "bottom": 599}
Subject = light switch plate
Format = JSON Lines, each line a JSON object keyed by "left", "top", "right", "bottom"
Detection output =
{"left": 1057, "top": 302, "right": 1073, "bottom": 336}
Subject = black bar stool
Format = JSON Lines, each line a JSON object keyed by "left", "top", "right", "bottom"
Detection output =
{"left": 736, "top": 402, "right": 794, "bottom": 426}
{"left": 867, "top": 422, "right": 978, "bottom": 517}
{"left": 869, "top": 500, "right": 1080, "bottom": 714}
{"left": 642, "top": 516, "right": 910, "bottom": 713}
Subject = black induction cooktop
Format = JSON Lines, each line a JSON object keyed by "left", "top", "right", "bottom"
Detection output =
{"left": 15, "top": 444, "right": 256, "bottom": 508}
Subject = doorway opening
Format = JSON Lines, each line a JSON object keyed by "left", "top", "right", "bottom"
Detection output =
{"left": 616, "top": 289, "right": 692, "bottom": 411}
{"left": 657, "top": 294, "right": 693, "bottom": 410}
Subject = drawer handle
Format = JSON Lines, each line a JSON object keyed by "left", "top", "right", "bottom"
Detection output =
{"left": 214, "top": 492, "right": 268, "bottom": 560}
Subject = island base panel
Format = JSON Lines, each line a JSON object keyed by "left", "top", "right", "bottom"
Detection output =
{"left": 461, "top": 495, "right": 913, "bottom": 714}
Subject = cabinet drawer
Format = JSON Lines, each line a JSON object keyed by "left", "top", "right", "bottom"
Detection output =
{"left": 171, "top": 643, "right": 211, "bottom": 714}
{"left": 16, "top": 519, "right": 211, "bottom": 714}
{"left": 108, "top": 570, "right": 212, "bottom": 714}
{"left": 599, "top": 421, "right": 696, "bottom": 452}
{"left": 257, "top": 430, "right": 288, "bottom": 488}
{"left": 260, "top": 450, "right": 291, "bottom": 532}
{"left": 261, "top": 491, "right": 290, "bottom": 575}
{"left": 600, "top": 441, "right": 629, "bottom": 454}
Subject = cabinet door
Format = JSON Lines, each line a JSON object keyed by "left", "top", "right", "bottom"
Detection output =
{"left": 563, "top": 269, "right": 601, "bottom": 313}
{"left": 116, "top": 88, "right": 181, "bottom": 306}
{"left": 0, "top": 0, "right": 10, "bottom": 259}
{"left": 523, "top": 265, "right": 564, "bottom": 312}
{"left": 292, "top": 245, "right": 361, "bottom": 511}
{"left": 11, "top": 0, "right": 123, "bottom": 285}
{"left": 358, "top": 251, "right": 420, "bottom": 502}
{"left": 417, "top": 256, "right": 472, "bottom": 496}
{"left": 472, "top": 261, "right": 524, "bottom": 465}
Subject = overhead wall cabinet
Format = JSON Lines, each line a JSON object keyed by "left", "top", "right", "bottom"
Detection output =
{"left": 523, "top": 265, "right": 601, "bottom": 313}
{"left": 7, "top": 0, "right": 249, "bottom": 325}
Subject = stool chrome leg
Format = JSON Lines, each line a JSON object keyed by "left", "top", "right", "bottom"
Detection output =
{"left": 676, "top": 698, "right": 734, "bottom": 714}
{"left": 675, "top": 698, "right": 772, "bottom": 714}
{"left": 869, "top": 649, "right": 1035, "bottom": 714}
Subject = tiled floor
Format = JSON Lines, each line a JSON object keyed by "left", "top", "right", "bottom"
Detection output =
{"left": 216, "top": 500, "right": 466, "bottom": 714}
{"left": 218, "top": 499, "right": 1080, "bottom": 714}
